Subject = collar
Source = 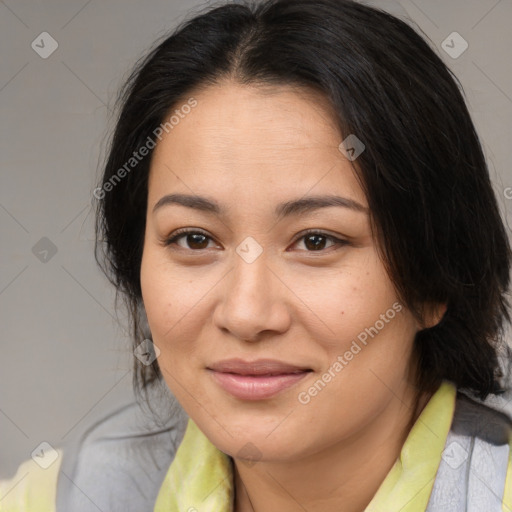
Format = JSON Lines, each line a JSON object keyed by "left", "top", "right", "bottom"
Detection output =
{"left": 154, "top": 381, "right": 457, "bottom": 512}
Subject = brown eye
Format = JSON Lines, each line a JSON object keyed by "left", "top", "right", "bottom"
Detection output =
{"left": 292, "top": 230, "right": 348, "bottom": 252}
{"left": 164, "top": 229, "right": 216, "bottom": 250}
{"left": 303, "top": 234, "right": 330, "bottom": 251}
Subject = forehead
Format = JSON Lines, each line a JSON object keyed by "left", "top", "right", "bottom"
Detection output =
{"left": 148, "top": 81, "right": 368, "bottom": 210}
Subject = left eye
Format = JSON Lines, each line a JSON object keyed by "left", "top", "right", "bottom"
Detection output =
{"left": 292, "top": 231, "right": 346, "bottom": 252}
{"left": 162, "top": 229, "right": 347, "bottom": 252}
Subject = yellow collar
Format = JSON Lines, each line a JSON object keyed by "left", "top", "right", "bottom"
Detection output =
{"left": 154, "top": 381, "right": 457, "bottom": 512}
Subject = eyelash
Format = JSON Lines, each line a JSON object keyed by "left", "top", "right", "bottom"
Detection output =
{"left": 162, "top": 228, "right": 348, "bottom": 253}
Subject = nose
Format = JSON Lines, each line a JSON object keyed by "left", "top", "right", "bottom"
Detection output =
{"left": 212, "top": 248, "right": 291, "bottom": 342}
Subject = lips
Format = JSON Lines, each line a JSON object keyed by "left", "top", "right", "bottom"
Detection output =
{"left": 206, "top": 358, "right": 312, "bottom": 400}
{"left": 207, "top": 358, "right": 312, "bottom": 376}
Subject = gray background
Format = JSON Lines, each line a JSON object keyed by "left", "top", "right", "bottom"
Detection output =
{"left": 1, "top": 0, "right": 511, "bottom": 478}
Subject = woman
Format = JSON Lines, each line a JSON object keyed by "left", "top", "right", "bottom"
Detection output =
{"left": 1, "top": 0, "right": 511, "bottom": 510}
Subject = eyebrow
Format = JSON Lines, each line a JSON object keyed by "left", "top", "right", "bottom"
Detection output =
{"left": 152, "top": 193, "right": 368, "bottom": 217}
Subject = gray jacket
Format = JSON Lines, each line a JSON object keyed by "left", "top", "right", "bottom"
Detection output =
{"left": 55, "top": 389, "right": 511, "bottom": 511}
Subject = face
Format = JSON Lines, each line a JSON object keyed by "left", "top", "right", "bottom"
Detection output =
{"left": 140, "top": 81, "right": 423, "bottom": 462}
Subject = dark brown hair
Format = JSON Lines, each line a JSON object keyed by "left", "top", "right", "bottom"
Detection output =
{"left": 95, "top": 0, "right": 512, "bottom": 404}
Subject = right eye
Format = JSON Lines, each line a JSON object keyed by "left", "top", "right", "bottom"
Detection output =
{"left": 162, "top": 228, "right": 219, "bottom": 251}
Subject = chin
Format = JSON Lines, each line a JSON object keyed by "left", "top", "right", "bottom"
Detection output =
{"left": 197, "top": 412, "right": 311, "bottom": 462}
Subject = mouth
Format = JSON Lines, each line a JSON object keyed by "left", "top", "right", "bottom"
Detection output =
{"left": 206, "top": 358, "right": 313, "bottom": 400}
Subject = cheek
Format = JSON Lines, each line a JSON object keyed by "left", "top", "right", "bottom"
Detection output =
{"left": 140, "top": 247, "right": 224, "bottom": 373}
{"left": 141, "top": 248, "right": 198, "bottom": 331}
{"left": 140, "top": 251, "right": 189, "bottom": 352}
{"left": 140, "top": 251, "right": 203, "bottom": 404}
{"left": 296, "top": 250, "right": 404, "bottom": 349}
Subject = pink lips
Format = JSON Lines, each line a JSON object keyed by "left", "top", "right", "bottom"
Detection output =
{"left": 207, "top": 358, "right": 312, "bottom": 400}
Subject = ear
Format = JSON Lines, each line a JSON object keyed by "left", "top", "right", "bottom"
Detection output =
{"left": 419, "top": 302, "right": 447, "bottom": 330}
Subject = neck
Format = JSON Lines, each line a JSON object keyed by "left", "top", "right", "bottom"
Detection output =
{"left": 233, "top": 383, "right": 433, "bottom": 512}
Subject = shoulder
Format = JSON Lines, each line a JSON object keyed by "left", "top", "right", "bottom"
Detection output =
{"left": 1, "top": 389, "right": 188, "bottom": 512}
{"left": 451, "top": 390, "right": 512, "bottom": 443}
{"left": 453, "top": 391, "right": 512, "bottom": 511}
{"left": 0, "top": 448, "right": 63, "bottom": 512}
{"left": 1, "top": 392, "right": 188, "bottom": 512}
{"left": 56, "top": 390, "right": 188, "bottom": 511}
{"left": 426, "top": 388, "right": 512, "bottom": 512}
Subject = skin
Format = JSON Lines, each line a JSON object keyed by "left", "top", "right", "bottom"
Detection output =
{"left": 140, "top": 81, "right": 442, "bottom": 512}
